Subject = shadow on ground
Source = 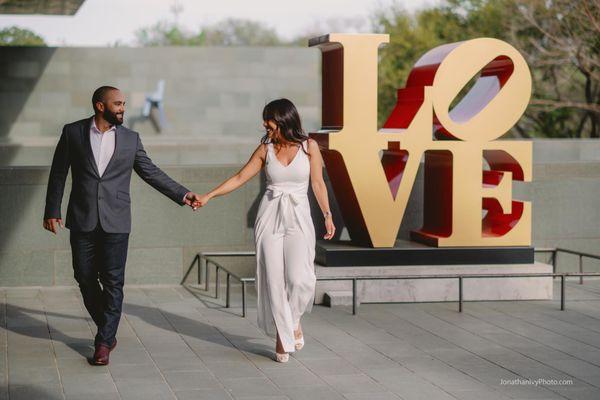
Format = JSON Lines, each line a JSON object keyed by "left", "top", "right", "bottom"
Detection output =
{"left": 4, "top": 300, "right": 267, "bottom": 361}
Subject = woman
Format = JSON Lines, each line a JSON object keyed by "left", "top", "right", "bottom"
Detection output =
{"left": 195, "top": 98, "right": 335, "bottom": 362}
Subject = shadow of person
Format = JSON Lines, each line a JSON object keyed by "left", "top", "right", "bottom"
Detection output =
{"left": 123, "top": 302, "right": 273, "bottom": 356}
{"left": 5, "top": 303, "right": 92, "bottom": 358}
{"left": 309, "top": 169, "right": 345, "bottom": 241}
{"left": 4, "top": 301, "right": 271, "bottom": 361}
{"left": 246, "top": 169, "right": 266, "bottom": 229}
{"left": 7, "top": 384, "right": 63, "bottom": 400}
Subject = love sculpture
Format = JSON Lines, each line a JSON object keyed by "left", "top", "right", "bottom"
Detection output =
{"left": 309, "top": 34, "right": 532, "bottom": 248}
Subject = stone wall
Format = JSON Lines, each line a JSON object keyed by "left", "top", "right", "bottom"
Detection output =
{"left": 1, "top": 47, "right": 598, "bottom": 286}
{"left": 1, "top": 140, "right": 599, "bottom": 286}
{"left": 0, "top": 46, "right": 321, "bottom": 142}
{"left": 0, "top": 165, "right": 260, "bottom": 286}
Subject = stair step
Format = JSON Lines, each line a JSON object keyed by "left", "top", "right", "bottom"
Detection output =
{"left": 323, "top": 290, "right": 358, "bottom": 307}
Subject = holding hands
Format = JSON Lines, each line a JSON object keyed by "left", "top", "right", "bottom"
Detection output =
{"left": 193, "top": 194, "right": 211, "bottom": 208}
{"left": 184, "top": 192, "right": 203, "bottom": 210}
{"left": 185, "top": 191, "right": 335, "bottom": 240}
{"left": 184, "top": 192, "right": 210, "bottom": 210}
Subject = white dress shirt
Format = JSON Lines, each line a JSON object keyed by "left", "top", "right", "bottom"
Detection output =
{"left": 89, "top": 117, "right": 191, "bottom": 203}
{"left": 90, "top": 118, "right": 116, "bottom": 177}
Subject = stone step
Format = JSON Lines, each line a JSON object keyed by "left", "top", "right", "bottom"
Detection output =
{"left": 323, "top": 290, "right": 357, "bottom": 307}
{"left": 0, "top": 136, "right": 258, "bottom": 167}
{"left": 315, "top": 262, "right": 554, "bottom": 304}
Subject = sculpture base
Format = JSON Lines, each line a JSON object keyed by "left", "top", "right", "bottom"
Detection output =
{"left": 314, "top": 262, "right": 553, "bottom": 304}
{"left": 316, "top": 239, "right": 534, "bottom": 266}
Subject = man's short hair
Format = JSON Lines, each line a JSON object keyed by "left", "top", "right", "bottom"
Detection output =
{"left": 92, "top": 86, "right": 119, "bottom": 113}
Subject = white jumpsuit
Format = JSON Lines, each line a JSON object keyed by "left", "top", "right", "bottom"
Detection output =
{"left": 254, "top": 140, "right": 317, "bottom": 353}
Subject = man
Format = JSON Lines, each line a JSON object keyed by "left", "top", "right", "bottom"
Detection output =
{"left": 43, "top": 86, "right": 201, "bottom": 365}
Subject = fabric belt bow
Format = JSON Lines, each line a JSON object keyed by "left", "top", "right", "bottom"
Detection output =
{"left": 269, "top": 188, "right": 305, "bottom": 234}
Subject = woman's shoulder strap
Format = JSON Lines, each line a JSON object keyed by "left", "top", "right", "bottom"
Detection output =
{"left": 302, "top": 139, "right": 309, "bottom": 151}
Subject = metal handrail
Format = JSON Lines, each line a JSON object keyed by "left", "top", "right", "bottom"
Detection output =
{"left": 192, "top": 248, "right": 600, "bottom": 317}
{"left": 192, "top": 252, "right": 254, "bottom": 312}
{"left": 535, "top": 247, "right": 600, "bottom": 284}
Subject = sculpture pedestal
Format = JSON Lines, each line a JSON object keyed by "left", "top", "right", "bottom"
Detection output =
{"left": 315, "top": 262, "right": 553, "bottom": 304}
{"left": 316, "top": 240, "right": 534, "bottom": 267}
{"left": 314, "top": 239, "right": 550, "bottom": 304}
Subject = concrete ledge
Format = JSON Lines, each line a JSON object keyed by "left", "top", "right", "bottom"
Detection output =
{"left": 315, "top": 262, "right": 553, "bottom": 304}
{"left": 323, "top": 290, "right": 354, "bottom": 307}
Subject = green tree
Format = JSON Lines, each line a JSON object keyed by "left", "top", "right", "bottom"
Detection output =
{"left": 135, "top": 18, "right": 281, "bottom": 47}
{"left": 508, "top": 0, "right": 599, "bottom": 138}
{"left": 0, "top": 26, "right": 46, "bottom": 46}
{"left": 203, "top": 19, "right": 281, "bottom": 46}
{"left": 136, "top": 21, "right": 205, "bottom": 46}
{"left": 374, "top": 0, "right": 511, "bottom": 130}
{"left": 289, "top": 17, "right": 369, "bottom": 47}
{"left": 373, "top": 0, "right": 599, "bottom": 138}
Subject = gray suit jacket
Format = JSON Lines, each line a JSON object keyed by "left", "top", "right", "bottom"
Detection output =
{"left": 44, "top": 117, "right": 190, "bottom": 233}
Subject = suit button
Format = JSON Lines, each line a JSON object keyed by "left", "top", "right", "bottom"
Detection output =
{"left": 99, "top": 196, "right": 103, "bottom": 200}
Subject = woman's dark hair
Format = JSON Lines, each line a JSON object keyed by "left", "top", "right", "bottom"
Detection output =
{"left": 261, "top": 98, "right": 309, "bottom": 153}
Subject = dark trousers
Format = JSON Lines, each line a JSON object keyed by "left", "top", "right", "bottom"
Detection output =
{"left": 70, "top": 223, "right": 129, "bottom": 347}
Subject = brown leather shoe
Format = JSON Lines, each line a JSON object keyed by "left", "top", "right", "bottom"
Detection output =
{"left": 89, "top": 339, "right": 117, "bottom": 366}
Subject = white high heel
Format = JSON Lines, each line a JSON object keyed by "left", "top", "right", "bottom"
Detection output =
{"left": 295, "top": 334, "right": 304, "bottom": 350}
{"left": 275, "top": 352, "right": 289, "bottom": 363}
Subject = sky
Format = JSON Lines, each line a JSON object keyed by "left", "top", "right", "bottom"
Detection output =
{"left": 0, "top": 0, "right": 439, "bottom": 47}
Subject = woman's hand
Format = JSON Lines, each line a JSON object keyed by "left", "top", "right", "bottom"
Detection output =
{"left": 324, "top": 215, "right": 336, "bottom": 240}
{"left": 193, "top": 194, "right": 211, "bottom": 208}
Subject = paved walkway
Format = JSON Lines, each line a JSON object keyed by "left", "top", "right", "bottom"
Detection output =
{"left": 2, "top": 280, "right": 600, "bottom": 400}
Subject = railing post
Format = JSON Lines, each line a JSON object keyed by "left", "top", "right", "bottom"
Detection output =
{"left": 226, "top": 273, "right": 231, "bottom": 308}
{"left": 196, "top": 253, "right": 204, "bottom": 285}
{"left": 579, "top": 255, "right": 583, "bottom": 285}
{"left": 352, "top": 278, "right": 357, "bottom": 315}
{"left": 242, "top": 281, "right": 247, "bottom": 318}
{"left": 560, "top": 275, "right": 565, "bottom": 311}
{"left": 215, "top": 265, "right": 220, "bottom": 299}
{"left": 205, "top": 259, "right": 210, "bottom": 291}
{"left": 458, "top": 276, "right": 463, "bottom": 313}
{"left": 552, "top": 250, "right": 557, "bottom": 275}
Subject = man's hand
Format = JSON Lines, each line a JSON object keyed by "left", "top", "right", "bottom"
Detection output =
{"left": 43, "top": 218, "right": 64, "bottom": 234}
{"left": 184, "top": 192, "right": 204, "bottom": 211}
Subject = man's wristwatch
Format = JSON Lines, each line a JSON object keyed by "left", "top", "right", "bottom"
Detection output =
{"left": 323, "top": 211, "right": 332, "bottom": 218}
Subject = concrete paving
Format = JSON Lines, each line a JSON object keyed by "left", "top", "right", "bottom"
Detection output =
{"left": 2, "top": 280, "right": 600, "bottom": 399}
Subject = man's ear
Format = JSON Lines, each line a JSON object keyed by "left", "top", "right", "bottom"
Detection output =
{"left": 96, "top": 101, "right": 105, "bottom": 112}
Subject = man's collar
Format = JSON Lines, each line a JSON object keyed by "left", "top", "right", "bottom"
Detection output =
{"left": 91, "top": 116, "right": 116, "bottom": 134}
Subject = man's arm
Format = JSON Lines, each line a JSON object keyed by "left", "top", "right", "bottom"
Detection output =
{"left": 43, "top": 126, "right": 70, "bottom": 233}
{"left": 133, "top": 133, "right": 194, "bottom": 206}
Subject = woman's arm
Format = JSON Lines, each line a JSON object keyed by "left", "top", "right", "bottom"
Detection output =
{"left": 198, "top": 144, "right": 266, "bottom": 206}
{"left": 308, "top": 139, "right": 336, "bottom": 240}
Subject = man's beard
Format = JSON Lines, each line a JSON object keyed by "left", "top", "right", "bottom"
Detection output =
{"left": 103, "top": 109, "right": 124, "bottom": 126}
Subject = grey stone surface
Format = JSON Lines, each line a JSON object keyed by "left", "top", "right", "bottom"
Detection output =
{"left": 315, "top": 262, "right": 553, "bottom": 304}
{"left": 1, "top": 283, "right": 600, "bottom": 399}
{"left": 0, "top": 165, "right": 260, "bottom": 286}
{"left": 323, "top": 291, "right": 354, "bottom": 306}
{"left": 0, "top": 46, "right": 321, "bottom": 144}
{"left": 2, "top": 148, "right": 599, "bottom": 286}
{"left": 1, "top": 47, "right": 597, "bottom": 288}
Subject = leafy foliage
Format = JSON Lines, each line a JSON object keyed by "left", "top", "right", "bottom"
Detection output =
{"left": 0, "top": 26, "right": 46, "bottom": 46}
{"left": 135, "top": 0, "right": 599, "bottom": 137}
{"left": 136, "top": 19, "right": 280, "bottom": 47}
{"left": 374, "top": 0, "right": 599, "bottom": 138}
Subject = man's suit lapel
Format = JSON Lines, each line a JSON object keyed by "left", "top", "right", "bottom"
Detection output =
{"left": 103, "top": 125, "right": 121, "bottom": 175}
{"left": 81, "top": 117, "right": 100, "bottom": 178}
